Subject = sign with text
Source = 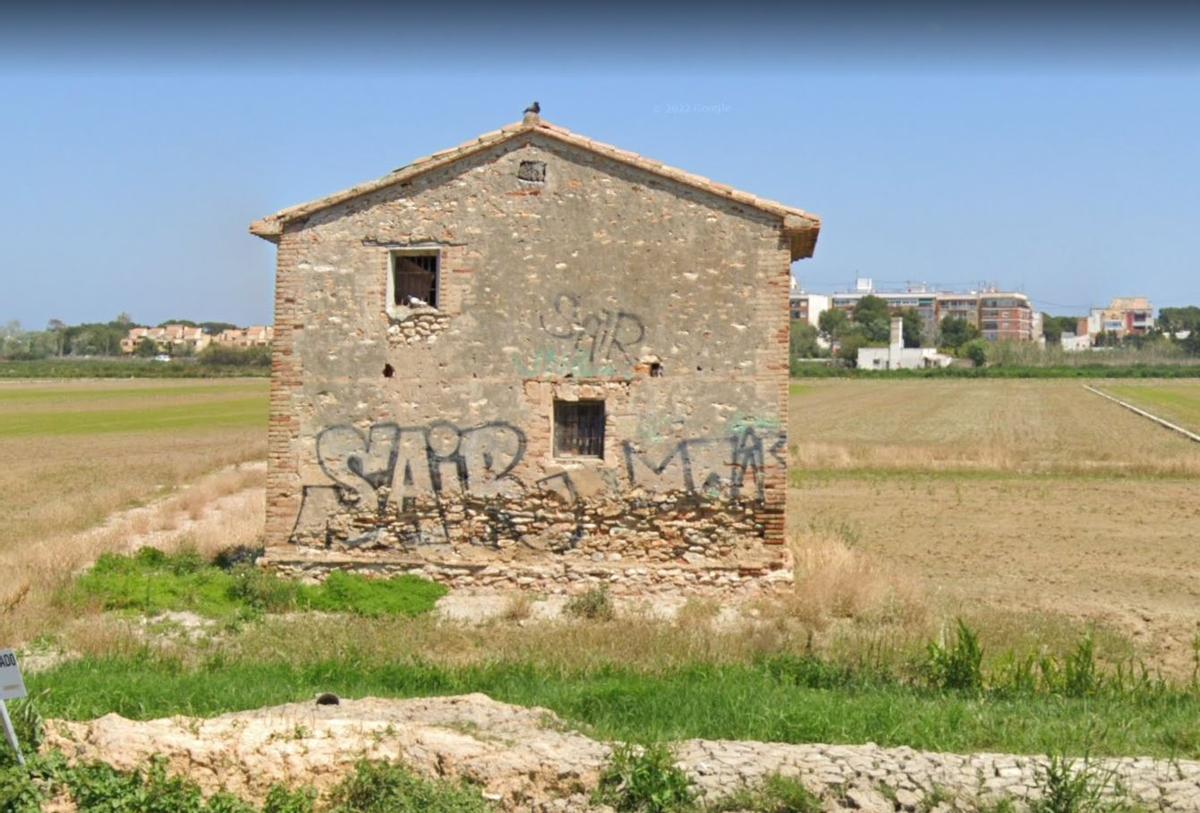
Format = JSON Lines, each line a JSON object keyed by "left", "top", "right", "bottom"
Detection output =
{"left": 0, "top": 649, "right": 26, "bottom": 701}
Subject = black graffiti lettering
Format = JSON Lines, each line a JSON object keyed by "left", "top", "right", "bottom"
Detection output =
{"left": 538, "top": 292, "right": 581, "bottom": 339}
{"left": 622, "top": 427, "right": 784, "bottom": 504}
{"left": 606, "top": 312, "right": 645, "bottom": 364}
{"left": 538, "top": 292, "right": 646, "bottom": 365}
{"left": 315, "top": 420, "right": 525, "bottom": 500}
{"left": 290, "top": 418, "right": 785, "bottom": 553}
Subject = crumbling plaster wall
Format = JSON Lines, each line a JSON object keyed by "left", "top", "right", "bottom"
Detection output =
{"left": 266, "top": 134, "right": 793, "bottom": 592}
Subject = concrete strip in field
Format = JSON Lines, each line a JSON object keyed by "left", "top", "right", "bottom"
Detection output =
{"left": 1084, "top": 384, "right": 1200, "bottom": 444}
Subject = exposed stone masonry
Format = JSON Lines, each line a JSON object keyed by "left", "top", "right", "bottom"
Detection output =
{"left": 45, "top": 695, "right": 1200, "bottom": 812}
{"left": 386, "top": 308, "right": 451, "bottom": 345}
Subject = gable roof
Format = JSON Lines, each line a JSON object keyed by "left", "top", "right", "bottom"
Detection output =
{"left": 249, "top": 115, "right": 821, "bottom": 259}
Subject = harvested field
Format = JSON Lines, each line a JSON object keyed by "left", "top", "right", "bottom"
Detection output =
{"left": 0, "top": 378, "right": 268, "bottom": 643}
{"left": 789, "top": 379, "right": 1200, "bottom": 675}
{"left": 788, "top": 379, "right": 1200, "bottom": 476}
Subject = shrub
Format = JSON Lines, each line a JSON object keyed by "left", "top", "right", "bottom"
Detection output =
{"left": 262, "top": 785, "right": 317, "bottom": 813}
{"left": 594, "top": 743, "right": 694, "bottom": 813}
{"left": 565, "top": 585, "right": 615, "bottom": 621}
{"left": 963, "top": 338, "right": 989, "bottom": 367}
{"left": 227, "top": 564, "right": 300, "bottom": 614}
{"left": 325, "top": 760, "right": 492, "bottom": 812}
{"left": 925, "top": 619, "right": 984, "bottom": 693}
{"left": 197, "top": 345, "right": 272, "bottom": 368}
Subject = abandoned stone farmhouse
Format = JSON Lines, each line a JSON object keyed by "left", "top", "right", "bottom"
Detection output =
{"left": 249, "top": 110, "right": 821, "bottom": 592}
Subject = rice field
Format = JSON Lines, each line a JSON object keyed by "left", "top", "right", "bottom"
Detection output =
{"left": 788, "top": 379, "right": 1200, "bottom": 675}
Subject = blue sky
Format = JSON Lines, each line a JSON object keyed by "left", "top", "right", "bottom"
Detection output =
{"left": 2, "top": 5, "right": 1198, "bottom": 328}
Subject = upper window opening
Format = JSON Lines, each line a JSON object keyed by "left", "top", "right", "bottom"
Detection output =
{"left": 554, "top": 400, "right": 605, "bottom": 459}
{"left": 391, "top": 251, "right": 439, "bottom": 309}
{"left": 518, "top": 160, "right": 546, "bottom": 183}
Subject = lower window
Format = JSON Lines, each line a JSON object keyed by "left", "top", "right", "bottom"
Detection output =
{"left": 554, "top": 400, "right": 605, "bottom": 458}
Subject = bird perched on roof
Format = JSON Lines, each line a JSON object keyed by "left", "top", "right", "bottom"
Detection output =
{"left": 524, "top": 101, "right": 540, "bottom": 115}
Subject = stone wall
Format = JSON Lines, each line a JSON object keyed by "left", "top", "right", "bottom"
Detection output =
{"left": 264, "top": 131, "right": 799, "bottom": 591}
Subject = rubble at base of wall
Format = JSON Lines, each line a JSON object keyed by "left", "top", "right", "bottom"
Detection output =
{"left": 262, "top": 552, "right": 794, "bottom": 596}
{"left": 288, "top": 489, "right": 785, "bottom": 576}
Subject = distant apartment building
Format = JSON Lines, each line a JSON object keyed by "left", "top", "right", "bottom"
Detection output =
{"left": 979, "top": 294, "right": 1043, "bottom": 343}
{"left": 120, "top": 324, "right": 211, "bottom": 355}
{"left": 1081, "top": 297, "right": 1154, "bottom": 341}
{"left": 214, "top": 325, "right": 274, "bottom": 348}
{"left": 788, "top": 279, "right": 830, "bottom": 327}
{"left": 121, "top": 324, "right": 274, "bottom": 354}
{"left": 824, "top": 279, "right": 1041, "bottom": 344}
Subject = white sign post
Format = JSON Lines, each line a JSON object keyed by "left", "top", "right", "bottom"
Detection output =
{"left": 0, "top": 648, "right": 27, "bottom": 766}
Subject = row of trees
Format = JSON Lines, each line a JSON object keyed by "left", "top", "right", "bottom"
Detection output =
{"left": 0, "top": 316, "right": 254, "bottom": 361}
{"left": 803, "top": 295, "right": 924, "bottom": 363}
{"left": 790, "top": 295, "right": 993, "bottom": 368}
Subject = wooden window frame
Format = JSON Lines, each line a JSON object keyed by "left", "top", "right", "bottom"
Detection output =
{"left": 388, "top": 248, "right": 440, "bottom": 313}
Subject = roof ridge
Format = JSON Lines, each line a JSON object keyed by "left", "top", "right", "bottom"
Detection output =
{"left": 249, "top": 118, "right": 820, "bottom": 257}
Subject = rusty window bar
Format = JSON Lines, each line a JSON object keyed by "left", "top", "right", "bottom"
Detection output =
{"left": 554, "top": 400, "right": 605, "bottom": 458}
{"left": 392, "top": 253, "right": 439, "bottom": 307}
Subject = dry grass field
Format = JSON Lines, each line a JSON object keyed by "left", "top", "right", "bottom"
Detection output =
{"left": 788, "top": 379, "right": 1200, "bottom": 675}
{"left": 0, "top": 378, "right": 268, "bottom": 643}
{"left": 4, "top": 376, "right": 1198, "bottom": 681}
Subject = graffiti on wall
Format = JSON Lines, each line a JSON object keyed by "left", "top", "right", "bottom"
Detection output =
{"left": 289, "top": 416, "right": 785, "bottom": 553}
{"left": 622, "top": 427, "right": 786, "bottom": 502}
{"left": 291, "top": 420, "right": 528, "bottom": 549}
{"left": 538, "top": 292, "right": 646, "bottom": 365}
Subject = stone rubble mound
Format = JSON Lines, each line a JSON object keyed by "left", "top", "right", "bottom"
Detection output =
{"left": 42, "top": 694, "right": 1200, "bottom": 812}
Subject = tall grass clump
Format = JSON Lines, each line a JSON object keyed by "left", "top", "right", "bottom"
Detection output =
{"left": 565, "top": 585, "right": 616, "bottom": 621}
{"left": 594, "top": 743, "right": 695, "bottom": 812}
{"left": 925, "top": 619, "right": 984, "bottom": 693}
{"left": 785, "top": 529, "right": 927, "bottom": 629}
{"left": 1028, "top": 753, "right": 1132, "bottom": 813}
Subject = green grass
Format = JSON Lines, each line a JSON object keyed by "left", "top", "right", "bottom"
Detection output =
{"left": 0, "top": 359, "right": 270, "bottom": 378}
{"left": 69, "top": 548, "right": 448, "bottom": 619}
{"left": 791, "top": 365, "right": 1200, "bottom": 379}
{"left": 0, "top": 395, "right": 267, "bottom": 437}
{"left": 0, "top": 382, "right": 264, "bottom": 404}
{"left": 1104, "top": 384, "right": 1200, "bottom": 432}
{"left": 26, "top": 655, "right": 1200, "bottom": 759}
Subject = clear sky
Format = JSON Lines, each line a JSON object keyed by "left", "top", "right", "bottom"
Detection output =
{"left": 2, "top": 3, "right": 1198, "bottom": 328}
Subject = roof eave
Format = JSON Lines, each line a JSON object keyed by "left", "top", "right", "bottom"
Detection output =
{"left": 249, "top": 218, "right": 282, "bottom": 242}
